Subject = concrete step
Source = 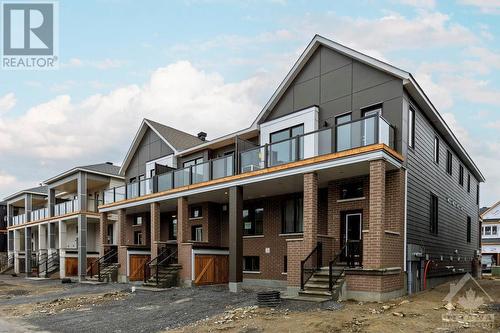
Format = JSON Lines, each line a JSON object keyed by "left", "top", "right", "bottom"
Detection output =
{"left": 298, "top": 289, "right": 332, "bottom": 298}
{"left": 286, "top": 295, "right": 329, "bottom": 303}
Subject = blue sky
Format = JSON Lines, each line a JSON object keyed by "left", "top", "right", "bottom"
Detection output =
{"left": 0, "top": 0, "right": 499, "bottom": 206}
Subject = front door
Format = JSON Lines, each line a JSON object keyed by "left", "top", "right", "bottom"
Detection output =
{"left": 345, "top": 213, "right": 362, "bottom": 265}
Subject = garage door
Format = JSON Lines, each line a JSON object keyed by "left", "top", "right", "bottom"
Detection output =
{"left": 194, "top": 254, "right": 228, "bottom": 285}
{"left": 65, "top": 257, "right": 78, "bottom": 276}
{"left": 129, "top": 254, "right": 150, "bottom": 281}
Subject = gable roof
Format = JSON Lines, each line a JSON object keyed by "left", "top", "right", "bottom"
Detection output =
{"left": 481, "top": 201, "right": 500, "bottom": 221}
{"left": 251, "top": 34, "right": 484, "bottom": 182}
{"left": 119, "top": 118, "right": 205, "bottom": 175}
{"left": 4, "top": 185, "right": 48, "bottom": 201}
{"left": 44, "top": 163, "right": 123, "bottom": 184}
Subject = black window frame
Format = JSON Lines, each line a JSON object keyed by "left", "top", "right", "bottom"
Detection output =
{"left": 243, "top": 203, "right": 264, "bottom": 236}
{"left": 466, "top": 216, "right": 471, "bottom": 243}
{"left": 269, "top": 124, "right": 304, "bottom": 144}
{"left": 243, "top": 256, "right": 260, "bottom": 272}
{"left": 476, "top": 184, "right": 480, "bottom": 205}
{"left": 281, "top": 196, "right": 303, "bottom": 234}
{"left": 283, "top": 255, "right": 287, "bottom": 273}
{"left": 408, "top": 107, "right": 415, "bottom": 149}
{"left": 459, "top": 165, "right": 464, "bottom": 186}
{"left": 446, "top": 150, "right": 453, "bottom": 175}
{"left": 133, "top": 216, "right": 143, "bottom": 226}
{"left": 467, "top": 174, "right": 471, "bottom": 193}
{"left": 340, "top": 182, "right": 364, "bottom": 200}
{"left": 191, "top": 225, "right": 203, "bottom": 242}
{"left": 434, "top": 136, "right": 439, "bottom": 164}
{"left": 183, "top": 157, "right": 204, "bottom": 168}
{"left": 189, "top": 205, "right": 203, "bottom": 219}
{"left": 133, "top": 231, "right": 143, "bottom": 245}
{"left": 430, "top": 193, "right": 439, "bottom": 235}
{"left": 168, "top": 214, "right": 177, "bottom": 240}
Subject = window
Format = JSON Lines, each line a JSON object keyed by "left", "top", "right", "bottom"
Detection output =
{"left": 430, "top": 194, "right": 439, "bottom": 235}
{"left": 336, "top": 113, "right": 352, "bottom": 151}
{"left": 493, "top": 226, "right": 498, "bottom": 235}
{"left": 434, "top": 137, "right": 440, "bottom": 164}
{"left": 134, "top": 231, "right": 142, "bottom": 245}
{"left": 459, "top": 165, "right": 464, "bottom": 186}
{"left": 466, "top": 216, "right": 471, "bottom": 243}
{"left": 243, "top": 204, "right": 264, "bottom": 236}
{"left": 270, "top": 124, "right": 304, "bottom": 143}
{"left": 340, "top": 182, "right": 364, "bottom": 200}
{"left": 168, "top": 215, "right": 177, "bottom": 240}
{"left": 283, "top": 256, "right": 287, "bottom": 273}
{"left": 408, "top": 108, "right": 415, "bottom": 148}
{"left": 446, "top": 151, "right": 452, "bottom": 175}
{"left": 361, "top": 104, "right": 382, "bottom": 117}
{"left": 133, "top": 216, "right": 143, "bottom": 226}
{"left": 476, "top": 184, "right": 479, "bottom": 205}
{"left": 107, "top": 224, "right": 113, "bottom": 244}
{"left": 243, "top": 256, "right": 260, "bottom": 272}
{"left": 467, "top": 174, "right": 471, "bottom": 192}
{"left": 191, "top": 226, "right": 203, "bottom": 241}
{"left": 190, "top": 205, "right": 203, "bottom": 219}
{"left": 485, "top": 226, "right": 491, "bottom": 235}
{"left": 183, "top": 157, "right": 204, "bottom": 168}
{"left": 281, "top": 196, "right": 303, "bottom": 234}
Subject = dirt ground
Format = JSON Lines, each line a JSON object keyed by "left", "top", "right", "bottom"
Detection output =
{"left": 0, "top": 275, "right": 498, "bottom": 332}
{"left": 171, "top": 278, "right": 500, "bottom": 333}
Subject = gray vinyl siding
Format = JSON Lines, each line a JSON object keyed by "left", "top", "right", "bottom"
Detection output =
{"left": 125, "top": 128, "right": 174, "bottom": 182}
{"left": 264, "top": 45, "right": 404, "bottom": 153}
{"left": 405, "top": 93, "right": 480, "bottom": 261}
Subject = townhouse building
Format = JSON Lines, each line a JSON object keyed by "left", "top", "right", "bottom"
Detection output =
{"left": 0, "top": 201, "right": 7, "bottom": 269}
{"left": 5, "top": 163, "right": 123, "bottom": 280}
{"left": 481, "top": 202, "right": 500, "bottom": 267}
{"left": 96, "top": 35, "right": 483, "bottom": 301}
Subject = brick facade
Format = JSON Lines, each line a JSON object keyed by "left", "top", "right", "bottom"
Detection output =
{"left": 150, "top": 202, "right": 160, "bottom": 259}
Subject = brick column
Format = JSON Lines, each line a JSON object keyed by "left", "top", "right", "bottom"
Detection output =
{"left": 303, "top": 172, "right": 318, "bottom": 251}
{"left": 25, "top": 227, "right": 32, "bottom": 277}
{"left": 150, "top": 202, "right": 160, "bottom": 259}
{"left": 228, "top": 186, "right": 243, "bottom": 292}
{"left": 177, "top": 197, "right": 191, "bottom": 285}
{"left": 117, "top": 209, "right": 127, "bottom": 279}
{"left": 364, "top": 159, "right": 386, "bottom": 269}
{"left": 99, "top": 213, "right": 108, "bottom": 257}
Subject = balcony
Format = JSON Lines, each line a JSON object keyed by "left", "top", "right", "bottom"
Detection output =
{"left": 102, "top": 115, "right": 394, "bottom": 205}
{"left": 30, "top": 207, "right": 49, "bottom": 222}
{"left": 54, "top": 199, "right": 79, "bottom": 216}
{"left": 11, "top": 214, "right": 26, "bottom": 226}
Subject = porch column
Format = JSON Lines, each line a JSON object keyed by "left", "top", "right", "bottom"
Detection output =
{"left": 99, "top": 212, "right": 108, "bottom": 257}
{"left": 13, "top": 229, "right": 20, "bottom": 273}
{"left": 228, "top": 186, "right": 243, "bottom": 292}
{"left": 177, "top": 197, "right": 192, "bottom": 286}
{"left": 150, "top": 202, "right": 160, "bottom": 259}
{"left": 38, "top": 224, "right": 47, "bottom": 251}
{"left": 58, "top": 221, "right": 66, "bottom": 277}
{"left": 117, "top": 209, "right": 127, "bottom": 280}
{"left": 303, "top": 172, "right": 318, "bottom": 252}
{"left": 77, "top": 172, "right": 88, "bottom": 281}
{"left": 364, "top": 159, "right": 386, "bottom": 269}
{"left": 48, "top": 188, "right": 56, "bottom": 217}
{"left": 25, "top": 226, "right": 32, "bottom": 277}
{"left": 48, "top": 222, "right": 56, "bottom": 249}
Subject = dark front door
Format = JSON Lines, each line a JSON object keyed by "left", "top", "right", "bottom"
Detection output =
{"left": 344, "top": 213, "right": 362, "bottom": 265}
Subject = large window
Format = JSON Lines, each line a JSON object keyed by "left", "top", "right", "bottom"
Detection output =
{"left": 434, "top": 137, "right": 439, "bottom": 164}
{"left": 446, "top": 150, "right": 453, "bottom": 175}
{"left": 466, "top": 216, "right": 471, "bottom": 243}
{"left": 270, "top": 124, "right": 304, "bottom": 143}
{"left": 340, "top": 182, "right": 364, "bottom": 200}
{"left": 183, "top": 157, "right": 204, "bottom": 168}
{"left": 243, "top": 256, "right": 260, "bottom": 272}
{"left": 281, "top": 196, "right": 303, "bottom": 234}
{"left": 409, "top": 108, "right": 415, "bottom": 148}
{"left": 430, "top": 193, "right": 439, "bottom": 235}
{"left": 459, "top": 165, "right": 464, "bottom": 186}
{"left": 336, "top": 113, "right": 352, "bottom": 151}
{"left": 168, "top": 214, "right": 177, "bottom": 240}
{"left": 243, "top": 204, "right": 264, "bottom": 236}
{"left": 191, "top": 225, "right": 203, "bottom": 242}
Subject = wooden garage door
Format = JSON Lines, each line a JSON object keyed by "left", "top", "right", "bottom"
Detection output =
{"left": 194, "top": 254, "right": 228, "bottom": 285}
{"left": 129, "top": 254, "right": 150, "bottom": 281}
{"left": 65, "top": 257, "right": 78, "bottom": 276}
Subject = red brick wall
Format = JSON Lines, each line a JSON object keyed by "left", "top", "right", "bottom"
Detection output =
{"left": 345, "top": 273, "right": 403, "bottom": 293}
{"left": 150, "top": 203, "right": 160, "bottom": 258}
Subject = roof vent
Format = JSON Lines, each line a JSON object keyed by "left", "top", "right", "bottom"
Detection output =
{"left": 105, "top": 162, "right": 113, "bottom": 165}
{"left": 197, "top": 132, "right": 207, "bottom": 141}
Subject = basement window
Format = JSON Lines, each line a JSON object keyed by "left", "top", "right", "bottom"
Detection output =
{"left": 243, "top": 256, "right": 260, "bottom": 272}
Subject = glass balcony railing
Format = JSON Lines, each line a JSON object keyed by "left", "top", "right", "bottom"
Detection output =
{"left": 30, "top": 208, "right": 48, "bottom": 221}
{"left": 101, "top": 115, "right": 394, "bottom": 205}
{"left": 54, "top": 199, "right": 79, "bottom": 216}
{"left": 11, "top": 214, "right": 26, "bottom": 226}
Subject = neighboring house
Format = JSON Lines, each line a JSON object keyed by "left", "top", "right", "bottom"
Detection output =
{"left": 98, "top": 35, "right": 484, "bottom": 301}
{"left": 5, "top": 163, "right": 124, "bottom": 279}
{"left": 0, "top": 201, "right": 7, "bottom": 268}
{"left": 480, "top": 202, "right": 500, "bottom": 267}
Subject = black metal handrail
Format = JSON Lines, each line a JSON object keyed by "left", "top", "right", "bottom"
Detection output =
{"left": 328, "top": 240, "right": 363, "bottom": 291}
{"left": 143, "top": 247, "right": 172, "bottom": 284}
{"left": 300, "top": 242, "right": 323, "bottom": 290}
{"left": 38, "top": 250, "right": 60, "bottom": 277}
{"left": 89, "top": 248, "right": 118, "bottom": 280}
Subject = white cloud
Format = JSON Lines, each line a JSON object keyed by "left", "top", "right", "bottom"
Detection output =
{"left": 460, "top": 0, "right": 500, "bottom": 14}
{"left": 0, "top": 93, "right": 16, "bottom": 113}
{"left": 396, "top": 0, "right": 435, "bottom": 8}
{"left": 0, "top": 61, "right": 271, "bottom": 164}
{"left": 0, "top": 170, "right": 16, "bottom": 188}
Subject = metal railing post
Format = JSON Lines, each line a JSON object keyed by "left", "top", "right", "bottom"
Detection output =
{"left": 300, "top": 260, "right": 304, "bottom": 290}
{"left": 264, "top": 144, "right": 269, "bottom": 168}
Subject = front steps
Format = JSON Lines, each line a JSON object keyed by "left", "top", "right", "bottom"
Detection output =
{"left": 295, "top": 266, "right": 345, "bottom": 302}
{"left": 87, "top": 263, "right": 119, "bottom": 283}
{"left": 143, "top": 264, "right": 181, "bottom": 288}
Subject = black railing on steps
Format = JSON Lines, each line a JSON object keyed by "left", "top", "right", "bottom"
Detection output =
{"left": 143, "top": 248, "right": 178, "bottom": 286}
{"left": 328, "top": 240, "right": 363, "bottom": 291}
{"left": 38, "top": 250, "right": 60, "bottom": 277}
{"left": 300, "top": 242, "right": 322, "bottom": 290}
{"left": 89, "top": 248, "right": 118, "bottom": 281}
